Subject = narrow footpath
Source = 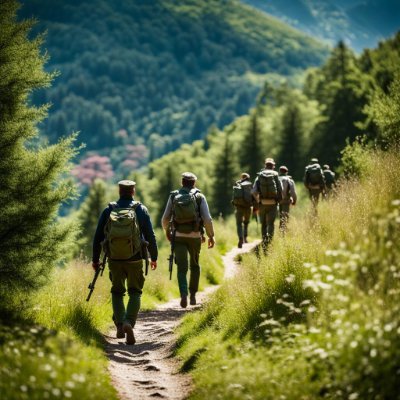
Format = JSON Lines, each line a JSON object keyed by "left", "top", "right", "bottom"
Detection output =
{"left": 105, "top": 241, "right": 259, "bottom": 400}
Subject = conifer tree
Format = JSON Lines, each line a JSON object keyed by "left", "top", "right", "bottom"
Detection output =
{"left": 211, "top": 133, "right": 238, "bottom": 217}
{"left": 239, "top": 109, "right": 265, "bottom": 179}
{"left": 0, "top": 0, "right": 77, "bottom": 315}
{"left": 76, "top": 179, "right": 107, "bottom": 258}
{"left": 277, "top": 102, "right": 304, "bottom": 179}
{"left": 310, "top": 42, "right": 371, "bottom": 167}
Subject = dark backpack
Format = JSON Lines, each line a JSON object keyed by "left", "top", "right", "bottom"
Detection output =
{"left": 232, "top": 181, "right": 253, "bottom": 207}
{"left": 171, "top": 188, "right": 202, "bottom": 233}
{"left": 306, "top": 164, "right": 324, "bottom": 185}
{"left": 258, "top": 170, "right": 278, "bottom": 199}
{"left": 103, "top": 202, "right": 142, "bottom": 260}
{"left": 324, "top": 170, "right": 335, "bottom": 187}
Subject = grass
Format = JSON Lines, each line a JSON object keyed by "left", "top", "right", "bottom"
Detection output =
{"left": 177, "top": 148, "right": 400, "bottom": 399}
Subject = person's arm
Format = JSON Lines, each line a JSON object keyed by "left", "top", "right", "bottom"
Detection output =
{"left": 251, "top": 177, "right": 260, "bottom": 206}
{"left": 161, "top": 195, "right": 173, "bottom": 238}
{"left": 290, "top": 180, "right": 297, "bottom": 205}
{"left": 199, "top": 195, "right": 215, "bottom": 239}
{"left": 138, "top": 205, "right": 158, "bottom": 262}
{"left": 92, "top": 206, "right": 111, "bottom": 264}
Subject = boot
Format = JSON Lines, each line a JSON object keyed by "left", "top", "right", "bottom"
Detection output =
{"left": 190, "top": 293, "right": 196, "bottom": 306}
{"left": 116, "top": 323, "right": 125, "bottom": 339}
{"left": 244, "top": 236, "right": 248, "bottom": 244}
{"left": 123, "top": 323, "right": 135, "bottom": 345}
{"left": 238, "top": 238, "right": 243, "bottom": 248}
{"left": 180, "top": 295, "right": 188, "bottom": 308}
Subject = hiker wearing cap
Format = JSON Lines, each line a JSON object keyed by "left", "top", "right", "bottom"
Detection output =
{"left": 278, "top": 166, "right": 297, "bottom": 233}
{"left": 232, "top": 172, "right": 254, "bottom": 248}
{"left": 92, "top": 180, "right": 158, "bottom": 345}
{"left": 323, "top": 164, "right": 336, "bottom": 198}
{"left": 303, "top": 158, "right": 326, "bottom": 208}
{"left": 252, "top": 158, "right": 283, "bottom": 247}
{"left": 161, "top": 172, "right": 215, "bottom": 308}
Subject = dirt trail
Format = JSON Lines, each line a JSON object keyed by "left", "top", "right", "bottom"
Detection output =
{"left": 105, "top": 241, "right": 259, "bottom": 400}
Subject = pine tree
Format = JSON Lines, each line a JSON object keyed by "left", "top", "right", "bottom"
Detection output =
{"left": 310, "top": 42, "right": 372, "bottom": 167}
{"left": 277, "top": 102, "right": 304, "bottom": 180}
{"left": 0, "top": 0, "right": 77, "bottom": 315}
{"left": 76, "top": 179, "right": 107, "bottom": 258}
{"left": 211, "top": 133, "right": 238, "bottom": 217}
{"left": 239, "top": 110, "right": 265, "bottom": 179}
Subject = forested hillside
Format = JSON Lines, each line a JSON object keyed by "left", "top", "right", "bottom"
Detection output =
{"left": 124, "top": 32, "right": 400, "bottom": 223}
{"left": 243, "top": 0, "right": 400, "bottom": 52}
{"left": 20, "top": 0, "right": 327, "bottom": 175}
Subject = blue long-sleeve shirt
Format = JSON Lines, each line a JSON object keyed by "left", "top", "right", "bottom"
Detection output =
{"left": 92, "top": 196, "right": 158, "bottom": 262}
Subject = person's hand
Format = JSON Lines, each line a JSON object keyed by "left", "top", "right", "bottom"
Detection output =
{"left": 150, "top": 261, "right": 157, "bottom": 270}
{"left": 253, "top": 208, "right": 259, "bottom": 215}
{"left": 92, "top": 261, "right": 100, "bottom": 271}
{"left": 201, "top": 235, "right": 206, "bottom": 244}
{"left": 208, "top": 237, "right": 215, "bottom": 249}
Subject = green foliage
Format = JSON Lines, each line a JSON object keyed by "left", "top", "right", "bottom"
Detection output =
{"left": 20, "top": 0, "right": 327, "bottom": 168}
{"left": 0, "top": 0, "right": 77, "bottom": 316}
{"left": 177, "top": 148, "right": 400, "bottom": 399}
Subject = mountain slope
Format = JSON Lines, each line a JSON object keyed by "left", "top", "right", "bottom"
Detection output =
{"left": 242, "top": 0, "right": 400, "bottom": 52}
{"left": 20, "top": 0, "right": 327, "bottom": 172}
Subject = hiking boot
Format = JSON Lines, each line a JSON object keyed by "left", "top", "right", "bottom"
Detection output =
{"left": 180, "top": 295, "right": 188, "bottom": 308}
{"left": 190, "top": 293, "right": 196, "bottom": 305}
{"left": 123, "top": 323, "right": 135, "bottom": 345}
{"left": 238, "top": 238, "right": 243, "bottom": 248}
{"left": 116, "top": 323, "right": 125, "bottom": 339}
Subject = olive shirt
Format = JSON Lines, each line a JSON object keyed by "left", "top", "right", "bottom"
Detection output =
{"left": 92, "top": 195, "right": 158, "bottom": 263}
{"left": 161, "top": 187, "right": 215, "bottom": 239}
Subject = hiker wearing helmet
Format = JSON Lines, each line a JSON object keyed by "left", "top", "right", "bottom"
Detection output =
{"left": 161, "top": 172, "right": 215, "bottom": 308}
{"left": 252, "top": 158, "right": 283, "bottom": 247}
{"left": 232, "top": 172, "right": 254, "bottom": 248}
{"left": 92, "top": 180, "right": 158, "bottom": 345}
{"left": 278, "top": 166, "right": 297, "bottom": 233}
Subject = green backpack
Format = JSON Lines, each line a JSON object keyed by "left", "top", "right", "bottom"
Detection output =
{"left": 258, "top": 170, "right": 278, "bottom": 199}
{"left": 104, "top": 202, "right": 142, "bottom": 260}
{"left": 306, "top": 164, "right": 324, "bottom": 185}
{"left": 171, "top": 189, "right": 201, "bottom": 233}
{"left": 232, "top": 181, "right": 253, "bottom": 207}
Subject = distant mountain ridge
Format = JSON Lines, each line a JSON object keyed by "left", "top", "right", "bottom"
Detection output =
{"left": 20, "top": 0, "right": 327, "bottom": 173}
{"left": 242, "top": 0, "right": 400, "bottom": 52}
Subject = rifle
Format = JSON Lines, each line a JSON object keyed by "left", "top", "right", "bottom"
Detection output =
{"left": 141, "top": 239, "right": 150, "bottom": 276}
{"left": 168, "top": 226, "right": 176, "bottom": 280}
{"left": 86, "top": 252, "right": 107, "bottom": 302}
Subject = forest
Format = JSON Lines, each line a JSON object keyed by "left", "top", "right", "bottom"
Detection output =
{"left": 1, "top": 0, "right": 400, "bottom": 398}
{"left": 19, "top": 0, "right": 327, "bottom": 176}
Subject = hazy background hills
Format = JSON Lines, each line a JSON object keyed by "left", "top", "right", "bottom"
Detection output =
{"left": 242, "top": 0, "right": 400, "bottom": 52}
{"left": 20, "top": 0, "right": 327, "bottom": 174}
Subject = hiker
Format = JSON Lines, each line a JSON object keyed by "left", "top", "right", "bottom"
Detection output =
{"left": 92, "top": 180, "right": 158, "bottom": 345}
{"left": 161, "top": 172, "right": 215, "bottom": 308}
{"left": 232, "top": 172, "right": 255, "bottom": 248}
{"left": 303, "top": 158, "right": 326, "bottom": 208}
{"left": 278, "top": 166, "right": 297, "bottom": 233}
{"left": 252, "top": 158, "right": 283, "bottom": 247}
{"left": 323, "top": 164, "right": 336, "bottom": 198}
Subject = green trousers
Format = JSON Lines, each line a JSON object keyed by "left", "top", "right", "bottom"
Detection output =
{"left": 279, "top": 203, "right": 290, "bottom": 232}
{"left": 259, "top": 204, "right": 278, "bottom": 244}
{"left": 174, "top": 237, "right": 201, "bottom": 297}
{"left": 235, "top": 206, "right": 251, "bottom": 239}
{"left": 108, "top": 259, "right": 144, "bottom": 327}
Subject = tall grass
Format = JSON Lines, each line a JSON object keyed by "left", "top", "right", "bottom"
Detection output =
{"left": 177, "top": 149, "right": 400, "bottom": 399}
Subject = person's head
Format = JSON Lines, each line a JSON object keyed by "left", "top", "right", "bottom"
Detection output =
{"left": 279, "top": 165, "right": 288, "bottom": 175}
{"left": 181, "top": 172, "right": 197, "bottom": 188}
{"left": 265, "top": 157, "right": 275, "bottom": 169}
{"left": 241, "top": 172, "right": 250, "bottom": 180}
{"left": 323, "top": 164, "right": 330, "bottom": 170}
{"left": 118, "top": 180, "right": 136, "bottom": 197}
{"left": 310, "top": 157, "right": 319, "bottom": 164}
